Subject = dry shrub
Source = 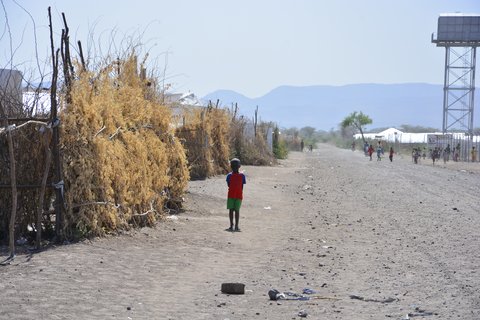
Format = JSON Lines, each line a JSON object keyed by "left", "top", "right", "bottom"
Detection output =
{"left": 176, "top": 106, "right": 230, "bottom": 179}
{"left": 61, "top": 55, "right": 189, "bottom": 238}
{"left": 229, "top": 111, "right": 274, "bottom": 166}
{"left": 207, "top": 107, "right": 230, "bottom": 173}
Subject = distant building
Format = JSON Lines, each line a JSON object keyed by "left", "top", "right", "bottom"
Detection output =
{"left": 354, "top": 128, "right": 480, "bottom": 143}
{"left": 0, "top": 69, "right": 23, "bottom": 107}
{"left": 164, "top": 92, "right": 202, "bottom": 107}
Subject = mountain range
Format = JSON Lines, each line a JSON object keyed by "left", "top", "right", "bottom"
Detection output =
{"left": 203, "top": 83, "right": 480, "bottom": 131}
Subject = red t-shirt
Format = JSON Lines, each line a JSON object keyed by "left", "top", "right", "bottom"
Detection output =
{"left": 226, "top": 172, "right": 246, "bottom": 199}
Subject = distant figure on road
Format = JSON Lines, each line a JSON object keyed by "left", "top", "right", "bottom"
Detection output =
{"left": 351, "top": 141, "right": 356, "bottom": 151}
{"left": 454, "top": 143, "right": 460, "bottom": 162}
{"left": 413, "top": 148, "right": 420, "bottom": 164}
{"left": 368, "top": 145, "right": 374, "bottom": 161}
{"left": 376, "top": 145, "right": 382, "bottom": 161}
{"left": 226, "top": 158, "right": 246, "bottom": 232}
{"left": 300, "top": 139, "right": 304, "bottom": 152}
{"left": 431, "top": 147, "right": 439, "bottom": 165}
{"left": 364, "top": 142, "right": 369, "bottom": 156}
{"left": 308, "top": 144, "right": 313, "bottom": 152}
{"left": 444, "top": 144, "right": 451, "bottom": 162}
{"left": 471, "top": 146, "right": 477, "bottom": 162}
{"left": 389, "top": 147, "right": 394, "bottom": 162}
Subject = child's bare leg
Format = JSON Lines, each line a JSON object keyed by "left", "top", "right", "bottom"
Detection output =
{"left": 235, "top": 210, "right": 240, "bottom": 230}
{"left": 229, "top": 209, "right": 234, "bottom": 229}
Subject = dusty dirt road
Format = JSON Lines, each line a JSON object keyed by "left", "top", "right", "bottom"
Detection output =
{"left": 1, "top": 143, "right": 479, "bottom": 319}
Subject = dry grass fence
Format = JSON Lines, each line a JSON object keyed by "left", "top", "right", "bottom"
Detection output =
{"left": 175, "top": 105, "right": 230, "bottom": 179}
{"left": 174, "top": 101, "right": 276, "bottom": 179}
{"left": 61, "top": 56, "right": 189, "bottom": 238}
{"left": 228, "top": 105, "right": 275, "bottom": 166}
{"left": 1, "top": 53, "right": 191, "bottom": 251}
{"left": 0, "top": 122, "right": 55, "bottom": 244}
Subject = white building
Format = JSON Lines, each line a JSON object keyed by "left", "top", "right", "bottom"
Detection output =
{"left": 354, "top": 128, "right": 480, "bottom": 143}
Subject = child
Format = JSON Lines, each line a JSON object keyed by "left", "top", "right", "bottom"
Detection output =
{"left": 389, "top": 147, "right": 394, "bottom": 162}
{"left": 368, "top": 144, "right": 374, "bottom": 161}
{"left": 376, "top": 144, "right": 382, "bottom": 161}
{"left": 226, "top": 158, "right": 246, "bottom": 231}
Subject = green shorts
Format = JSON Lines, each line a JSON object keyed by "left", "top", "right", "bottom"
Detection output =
{"left": 227, "top": 198, "right": 242, "bottom": 211}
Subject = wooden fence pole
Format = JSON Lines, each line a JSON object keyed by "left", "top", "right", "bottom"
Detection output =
{"left": 36, "top": 129, "right": 52, "bottom": 250}
{"left": 49, "top": 7, "right": 64, "bottom": 242}
{"left": 254, "top": 105, "right": 258, "bottom": 138}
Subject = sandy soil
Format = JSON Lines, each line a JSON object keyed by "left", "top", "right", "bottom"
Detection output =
{"left": 1, "top": 143, "right": 479, "bottom": 320}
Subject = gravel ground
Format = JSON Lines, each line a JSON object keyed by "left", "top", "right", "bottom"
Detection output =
{"left": 1, "top": 143, "right": 479, "bottom": 319}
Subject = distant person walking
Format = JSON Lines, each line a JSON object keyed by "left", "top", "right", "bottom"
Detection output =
{"left": 300, "top": 139, "right": 304, "bottom": 152}
{"left": 445, "top": 144, "right": 451, "bottom": 162}
{"left": 454, "top": 143, "right": 460, "bottom": 162}
{"left": 471, "top": 146, "right": 477, "bottom": 162}
{"left": 443, "top": 147, "right": 449, "bottom": 164}
{"left": 376, "top": 145, "right": 382, "bottom": 161}
{"left": 389, "top": 147, "right": 394, "bottom": 162}
{"left": 368, "top": 144, "right": 374, "bottom": 161}
{"left": 413, "top": 148, "right": 420, "bottom": 164}
{"left": 226, "top": 158, "right": 246, "bottom": 232}
{"left": 432, "top": 147, "right": 439, "bottom": 165}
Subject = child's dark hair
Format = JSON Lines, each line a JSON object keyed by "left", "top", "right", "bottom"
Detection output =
{"left": 230, "top": 158, "right": 241, "bottom": 168}
{"left": 230, "top": 158, "right": 241, "bottom": 167}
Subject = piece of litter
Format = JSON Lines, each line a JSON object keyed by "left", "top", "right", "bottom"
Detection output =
{"left": 349, "top": 294, "right": 396, "bottom": 303}
{"left": 166, "top": 215, "right": 179, "bottom": 220}
{"left": 264, "top": 206, "right": 272, "bottom": 210}
{"left": 322, "top": 245, "right": 332, "bottom": 249}
{"left": 303, "top": 288, "right": 317, "bottom": 294}
{"left": 298, "top": 310, "right": 308, "bottom": 317}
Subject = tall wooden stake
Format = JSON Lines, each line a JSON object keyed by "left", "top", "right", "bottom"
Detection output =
{"left": 254, "top": 106, "right": 258, "bottom": 138}
{"left": 36, "top": 129, "right": 52, "bottom": 250}
{"left": 49, "top": 7, "right": 64, "bottom": 242}
{"left": 77, "top": 40, "right": 86, "bottom": 71}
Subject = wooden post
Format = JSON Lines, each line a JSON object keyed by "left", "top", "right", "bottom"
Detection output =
{"left": 36, "top": 129, "right": 52, "bottom": 250}
{"left": 140, "top": 67, "right": 146, "bottom": 81}
{"left": 77, "top": 40, "right": 86, "bottom": 71}
{"left": 49, "top": 7, "right": 64, "bottom": 242}
{"left": 254, "top": 105, "right": 258, "bottom": 138}
{"left": 233, "top": 103, "right": 238, "bottom": 120}
{"left": 61, "top": 13, "right": 75, "bottom": 77}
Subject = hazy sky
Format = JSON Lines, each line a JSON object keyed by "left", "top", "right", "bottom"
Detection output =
{"left": 1, "top": 0, "right": 479, "bottom": 97}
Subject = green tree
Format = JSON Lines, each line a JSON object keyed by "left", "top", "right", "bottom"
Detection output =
{"left": 341, "top": 111, "right": 372, "bottom": 143}
{"left": 299, "top": 126, "right": 316, "bottom": 140}
{"left": 299, "top": 126, "right": 321, "bottom": 149}
{"left": 273, "top": 126, "right": 288, "bottom": 159}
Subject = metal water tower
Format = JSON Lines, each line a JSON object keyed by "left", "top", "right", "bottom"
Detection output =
{"left": 432, "top": 13, "right": 480, "bottom": 135}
